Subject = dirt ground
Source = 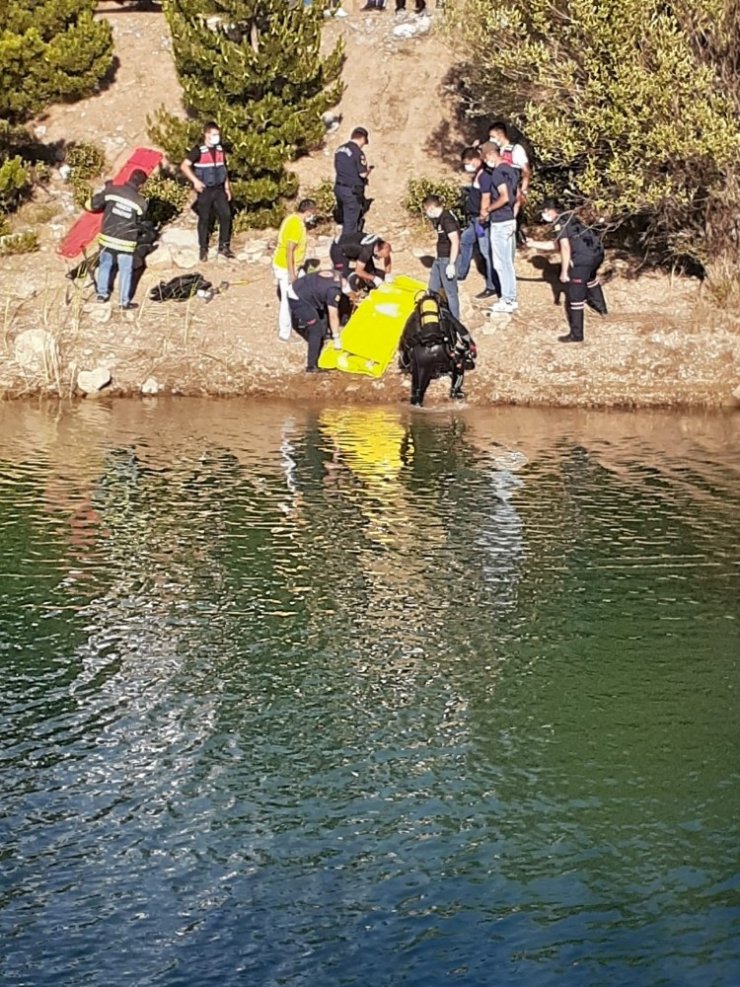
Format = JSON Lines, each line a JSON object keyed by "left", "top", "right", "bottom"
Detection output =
{"left": 1, "top": 2, "right": 739, "bottom": 408}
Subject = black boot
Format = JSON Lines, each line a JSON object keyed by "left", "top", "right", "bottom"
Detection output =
{"left": 586, "top": 281, "right": 607, "bottom": 315}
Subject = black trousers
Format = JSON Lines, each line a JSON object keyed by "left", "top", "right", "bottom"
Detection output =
{"left": 566, "top": 261, "right": 607, "bottom": 340}
{"left": 288, "top": 299, "right": 327, "bottom": 370}
{"left": 409, "top": 343, "right": 464, "bottom": 406}
{"left": 196, "top": 186, "right": 232, "bottom": 251}
{"left": 334, "top": 185, "right": 364, "bottom": 237}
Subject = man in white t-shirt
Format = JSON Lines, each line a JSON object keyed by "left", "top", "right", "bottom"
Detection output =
{"left": 487, "top": 121, "right": 531, "bottom": 217}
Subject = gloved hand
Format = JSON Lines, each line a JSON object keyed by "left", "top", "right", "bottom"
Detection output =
{"left": 384, "top": 273, "right": 394, "bottom": 284}
{"left": 372, "top": 276, "right": 383, "bottom": 288}
{"left": 332, "top": 334, "right": 342, "bottom": 350}
{"left": 445, "top": 263, "right": 456, "bottom": 280}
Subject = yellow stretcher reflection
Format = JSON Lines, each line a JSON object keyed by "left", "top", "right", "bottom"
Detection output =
{"left": 318, "top": 275, "right": 427, "bottom": 378}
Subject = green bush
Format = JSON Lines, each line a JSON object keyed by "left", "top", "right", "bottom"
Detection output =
{"left": 403, "top": 177, "right": 464, "bottom": 218}
{"left": 150, "top": 0, "right": 343, "bottom": 227}
{"left": 142, "top": 173, "right": 190, "bottom": 227}
{"left": 0, "top": 154, "right": 31, "bottom": 210}
{"left": 65, "top": 142, "right": 106, "bottom": 180}
{"left": 302, "top": 178, "right": 336, "bottom": 229}
{"left": 0, "top": 229, "right": 39, "bottom": 255}
{"left": 71, "top": 177, "right": 93, "bottom": 210}
{"left": 0, "top": 1, "right": 114, "bottom": 123}
{"left": 446, "top": 0, "right": 740, "bottom": 272}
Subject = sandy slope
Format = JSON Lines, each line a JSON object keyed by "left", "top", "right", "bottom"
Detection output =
{"left": 0, "top": 3, "right": 738, "bottom": 407}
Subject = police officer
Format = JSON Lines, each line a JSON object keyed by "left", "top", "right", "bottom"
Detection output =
{"left": 330, "top": 232, "right": 392, "bottom": 290}
{"left": 334, "top": 127, "right": 371, "bottom": 237}
{"left": 181, "top": 121, "right": 235, "bottom": 262}
{"left": 86, "top": 168, "right": 148, "bottom": 310}
{"left": 287, "top": 271, "right": 350, "bottom": 373}
{"left": 535, "top": 199, "right": 608, "bottom": 342}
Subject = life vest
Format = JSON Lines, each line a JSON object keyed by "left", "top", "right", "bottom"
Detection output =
{"left": 193, "top": 144, "right": 227, "bottom": 188}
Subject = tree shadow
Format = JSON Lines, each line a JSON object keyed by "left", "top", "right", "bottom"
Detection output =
{"left": 98, "top": 0, "right": 163, "bottom": 12}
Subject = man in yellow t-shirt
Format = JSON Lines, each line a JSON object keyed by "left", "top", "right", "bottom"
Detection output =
{"left": 272, "top": 198, "right": 316, "bottom": 340}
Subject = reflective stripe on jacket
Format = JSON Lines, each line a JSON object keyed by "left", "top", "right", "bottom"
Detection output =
{"left": 193, "top": 145, "right": 227, "bottom": 187}
{"left": 87, "top": 181, "right": 147, "bottom": 253}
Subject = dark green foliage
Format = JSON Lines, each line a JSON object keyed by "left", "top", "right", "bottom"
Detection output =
{"left": 151, "top": 0, "right": 343, "bottom": 227}
{"left": 0, "top": 1, "right": 114, "bottom": 123}
{"left": 404, "top": 177, "right": 463, "bottom": 217}
{"left": 65, "top": 141, "right": 107, "bottom": 180}
{"left": 143, "top": 173, "right": 190, "bottom": 226}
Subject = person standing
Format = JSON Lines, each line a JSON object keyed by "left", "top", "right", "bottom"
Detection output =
{"left": 181, "top": 121, "right": 235, "bottom": 262}
{"left": 287, "top": 271, "right": 348, "bottom": 373}
{"left": 272, "top": 198, "right": 317, "bottom": 341}
{"left": 423, "top": 195, "right": 461, "bottom": 319}
{"left": 479, "top": 141, "right": 519, "bottom": 314}
{"left": 334, "top": 127, "right": 371, "bottom": 237}
{"left": 458, "top": 147, "right": 498, "bottom": 299}
{"left": 86, "top": 168, "right": 148, "bottom": 310}
{"left": 531, "top": 200, "right": 608, "bottom": 343}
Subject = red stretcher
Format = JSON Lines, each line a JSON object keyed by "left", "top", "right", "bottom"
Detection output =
{"left": 58, "top": 146, "right": 162, "bottom": 259}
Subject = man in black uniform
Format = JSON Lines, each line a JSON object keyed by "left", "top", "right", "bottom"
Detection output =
{"left": 535, "top": 199, "right": 607, "bottom": 342}
{"left": 330, "top": 232, "right": 392, "bottom": 290}
{"left": 423, "top": 194, "right": 461, "bottom": 319}
{"left": 334, "top": 127, "right": 371, "bottom": 237}
{"left": 181, "top": 121, "right": 235, "bottom": 262}
{"left": 287, "top": 271, "right": 350, "bottom": 373}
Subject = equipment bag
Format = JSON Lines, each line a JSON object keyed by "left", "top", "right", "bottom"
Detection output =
{"left": 149, "top": 273, "right": 213, "bottom": 303}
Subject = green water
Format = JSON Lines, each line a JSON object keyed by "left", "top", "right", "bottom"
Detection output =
{"left": 0, "top": 400, "right": 738, "bottom": 986}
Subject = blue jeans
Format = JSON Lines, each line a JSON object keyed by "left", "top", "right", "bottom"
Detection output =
{"left": 459, "top": 220, "right": 497, "bottom": 293}
{"left": 428, "top": 257, "right": 459, "bottom": 319}
{"left": 489, "top": 220, "right": 517, "bottom": 305}
{"left": 96, "top": 249, "right": 134, "bottom": 305}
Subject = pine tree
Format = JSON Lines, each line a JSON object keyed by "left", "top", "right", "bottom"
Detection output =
{"left": 0, "top": 1, "right": 114, "bottom": 122}
{"left": 149, "top": 0, "right": 344, "bottom": 227}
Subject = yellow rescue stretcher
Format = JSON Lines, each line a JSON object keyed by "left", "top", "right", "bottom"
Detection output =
{"left": 318, "top": 275, "right": 427, "bottom": 378}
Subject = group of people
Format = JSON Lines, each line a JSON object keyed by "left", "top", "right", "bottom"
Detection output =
{"left": 269, "top": 119, "right": 608, "bottom": 371}
{"left": 85, "top": 116, "right": 607, "bottom": 360}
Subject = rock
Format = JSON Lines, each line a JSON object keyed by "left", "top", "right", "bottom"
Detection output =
{"left": 413, "top": 247, "right": 431, "bottom": 259}
{"left": 159, "top": 228, "right": 198, "bottom": 250}
{"left": 392, "top": 15, "right": 432, "bottom": 38}
{"left": 141, "top": 377, "right": 160, "bottom": 396}
{"left": 258, "top": 255, "right": 273, "bottom": 265}
{"left": 88, "top": 304, "right": 112, "bottom": 324}
{"left": 58, "top": 164, "right": 71, "bottom": 182}
{"left": 14, "top": 329, "right": 59, "bottom": 372}
{"left": 77, "top": 367, "right": 111, "bottom": 394}
{"left": 172, "top": 248, "right": 200, "bottom": 269}
{"left": 147, "top": 246, "right": 174, "bottom": 268}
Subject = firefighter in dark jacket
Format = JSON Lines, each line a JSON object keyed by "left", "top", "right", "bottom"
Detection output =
{"left": 334, "top": 127, "right": 371, "bottom": 236}
{"left": 86, "top": 168, "right": 148, "bottom": 310}
{"left": 181, "top": 121, "right": 235, "bottom": 262}
{"left": 530, "top": 199, "right": 608, "bottom": 342}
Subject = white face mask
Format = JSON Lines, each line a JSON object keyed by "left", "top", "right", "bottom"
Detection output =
{"left": 464, "top": 164, "right": 477, "bottom": 174}
{"left": 426, "top": 211, "right": 441, "bottom": 221}
{"left": 207, "top": 133, "right": 220, "bottom": 146}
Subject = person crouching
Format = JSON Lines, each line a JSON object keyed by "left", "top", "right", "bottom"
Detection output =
{"left": 330, "top": 231, "right": 393, "bottom": 291}
{"left": 287, "top": 271, "right": 350, "bottom": 373}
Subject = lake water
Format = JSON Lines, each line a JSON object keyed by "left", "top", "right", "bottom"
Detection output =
{"left": 0, "top": 400, "right": 738, "bottom": 986}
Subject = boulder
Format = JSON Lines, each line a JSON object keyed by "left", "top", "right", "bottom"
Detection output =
{"left": 172, "top": 248, "right": 200, "bottom": 269}
{"left": 141, "top": 377, "right": 160, "bottom": 396}
{"left": 159, "top": 228, "right": 198, "bottom": 250}
{"left": 147, "top": 246, "right": 174, "bottom": 268}
{"left": 14, "top": 329, "right": 59, "bottom": 372}
{"left": 392, "top": 15, "right": 432, "bottom": 38}
{"left": 77, "top": 367, "right": 112, "bottom": 394}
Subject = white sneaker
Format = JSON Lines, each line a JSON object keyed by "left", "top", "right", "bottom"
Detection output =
{"left": 334, "top": 6, "right": 349, "bottom": 15}
{"left": 490, "top": 299, "right": 517, "bottom": 314}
